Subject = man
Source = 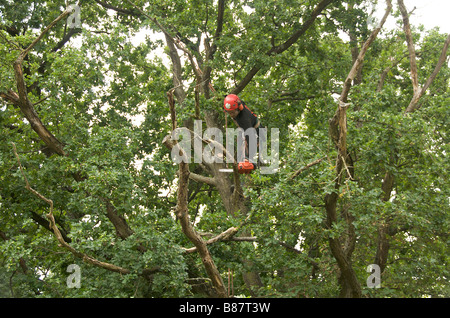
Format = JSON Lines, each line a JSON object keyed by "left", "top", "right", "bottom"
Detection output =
{"left": 223, "top": 94, "right": 264, "bottom": 173}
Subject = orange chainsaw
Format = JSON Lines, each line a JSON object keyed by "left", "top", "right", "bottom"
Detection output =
{"left": 238, "top": 159, "right": 255, "bottom": 174}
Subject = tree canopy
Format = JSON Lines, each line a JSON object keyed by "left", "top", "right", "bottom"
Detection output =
{"left": 0, "top": 0, "right": 448, "bottom": 298}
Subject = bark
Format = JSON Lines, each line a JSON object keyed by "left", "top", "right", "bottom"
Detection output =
{"left": 103, "top": 199, "right": 134, "bottom": 240}
{"left": 373, "top": 170, "right": 395, "bottom": 272}
{"left": 348, "top": 3, "right": 363, "bottom": 86}
{"left": 30, "top": 211, "right": 72, "bottom": 243}
{"left": 13, "top": 30, "right": 68, "bottom": 157}
{"left": 324, "top": 193, "right": 361, "bottom": 298}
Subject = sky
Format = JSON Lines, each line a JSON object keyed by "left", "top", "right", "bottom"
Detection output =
{"left": 407, "top": 0, "right": 450, "bottom": 33}
{"left": 380, "top": 0, "right": 450, "bottom": 33}
{"left": 129, "top": 0, "right": 450, "bottom": 48}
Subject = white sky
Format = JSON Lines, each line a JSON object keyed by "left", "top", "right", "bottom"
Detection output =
{"left": 382, "top": 0, "right": 450, "bottom": 33}
{"left": 406, "top": 0, "right": 450, "bottom": 33}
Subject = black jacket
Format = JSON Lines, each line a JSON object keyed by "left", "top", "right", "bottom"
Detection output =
{"left": 231, "top": 102, "right": 265, "bottom": 161}
{"left": 233, "top": 102, "right": 259, "bottom": 130}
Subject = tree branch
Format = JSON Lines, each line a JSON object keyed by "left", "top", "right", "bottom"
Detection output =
{"left": 290, "top": 157, "right": 325, "bottom": 180}
{"left": 231, "top": 0, "right": 336, "bottom": 94}
{"left": 12, "top": 10, "right": 70, "bottom": 157}
{"left": 167, "top": 89, "right": 228, "bottom": 297}
{"left": 374, "top": 12, "right": 450, "bottom": 273}
{"left": 397, "top": 0, "right": 419, "bottom": 95}
{"left": 165, "top": 34, "right": 187, "bottom": 104}
{"left": 377, "top": 50, "right": 409, "bottom": 92}
{"left": 102, "top": 198, "right": 134, "bottom": 240}
{"left": 125, "top": 0, "right": 207, "bottom": 86}
{"left": 183, "top": 212, "right": 253, "bottom": 254}
{"left": 30, "top": 210, "right": 72, "bottom": 243}
{"left": 12, "top": 142, "right": 131, "bottom": 275}
{"left": 329, "top": 0, "right": 392, "bottom": 151}
{"left": 189, "top": 172, "right": 217, "bottom": 186}
{"left": 183, "top": 226, "right": 240, "bottom": 254}
{"left": 6, "top": 6, "right": 140, "bottom": 252}
{"left": 324, "top": 0, "right": 392, "bottom": 298}
{"left": 340, "top": 1, "right": 392, "bottom": 103}
{"left": 94, "top": 0, "right": 141, "bottom": 16}
{"left": 405, "top": 33, "right": 450, "bottom": 113}
{"left": 17, "top": 10, "right": 71, "bottom": 63}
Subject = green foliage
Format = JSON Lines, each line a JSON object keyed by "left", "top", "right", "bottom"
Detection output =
{"left": 1, "top": 0, "right": 448, "bottom": 298}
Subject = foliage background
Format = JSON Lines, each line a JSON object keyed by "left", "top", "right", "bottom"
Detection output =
{"left": 0, "top": 0, "right": 448, "bottom": 298}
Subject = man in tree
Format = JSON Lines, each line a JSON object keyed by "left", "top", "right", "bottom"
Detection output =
{"left": 223, "top": 94, "right": 265, "bottom": 173}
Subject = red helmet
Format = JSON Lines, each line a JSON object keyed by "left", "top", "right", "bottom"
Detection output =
{"left": 223, "top": 94, "right": 241, "bottom": 111}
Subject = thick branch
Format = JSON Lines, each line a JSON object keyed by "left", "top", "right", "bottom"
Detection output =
{"left": 162, "top": 134, "right": 218, "bottom": 186}
{"left": 0, "top": 89, "right": 20, "bottom": 105}
{"left": 183, "top": 226, "right": 240, "bottom": 254}
{"left": 377, "top": 50, "right": 409, "bottom": 92}
{"left": 397, "top": 0, "right": 419, "bottom": 95}
{"left": 183, "top": 212, "right": 253, "bottom": 254}
{"left": 30, "top": 211, "right": 72, "bottom": 243}
{"left": 405, "top": 33, "right": 450, "bottom": 113}
{"left": 324, "top": 0, "right": 392, "bottom": 298}
{"left": 17, "top": 10, "right": 71, "bottom": 62}
{"left": 126, "top": 0, "right": 205, "bottom": 83}
{"left": 329, "top": 0, "right": 392, "bottom": 151}
{"left": 165, "top": 34, "right": 186, "bottom": 104}
{"left": 102, "top": 198, "right": 134, "bottom": 240}
{"left": 189, "top": 172, "right": 217, "bottom": 186}
{"left": 12, "top": 10, "right": 70, "bottom": 157}
{"left": 340, "top": 0, "right": 392, "bottom": 103}
{"left": 167, "top": 89, "right": 228, "bottom": 298}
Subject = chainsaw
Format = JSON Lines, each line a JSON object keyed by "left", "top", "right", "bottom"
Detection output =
{"left": 238, "top": 160, "right": 255, "bottom": 174}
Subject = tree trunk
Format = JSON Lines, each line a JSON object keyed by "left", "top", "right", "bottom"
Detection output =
{"left": 204, "top": 109, "right": 264, "bottom": 295}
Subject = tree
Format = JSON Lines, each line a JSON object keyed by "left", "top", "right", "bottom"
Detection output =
{"left": 1, "top": 0, "right": 448, "bottom": 298}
